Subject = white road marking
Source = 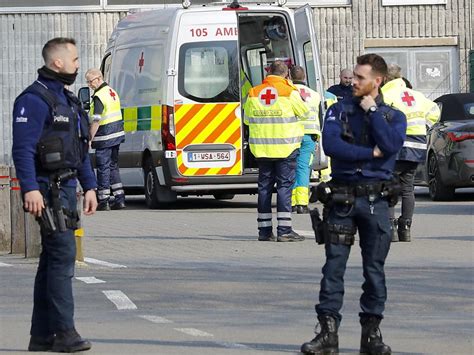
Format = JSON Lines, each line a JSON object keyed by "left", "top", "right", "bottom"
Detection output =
{"left": 0, "top": 262, "right": 13, "bottom": 267}
{"left": 84, "top": 257, "right": 127, "bottom": 269}
{"left": 102, "top": 290, "right": 137, "bottom": 310}
{"left": 294, "top": 229, "right": 314, "bottom": 237}
{"left": 214, "top": 341, "right": 251, "bottom": 349}
{"left": 174, "top": 328, "right": 213, "bottom": 337}
{"left": 76, "top": 276, "right": 106, "bottom": 284}
{"left": 139, "top": 315, "right": 173, "bottom": 324}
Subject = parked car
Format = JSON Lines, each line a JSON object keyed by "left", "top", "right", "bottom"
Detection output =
{"left": 418, "top": 93, "right": 474, "bottom": 200}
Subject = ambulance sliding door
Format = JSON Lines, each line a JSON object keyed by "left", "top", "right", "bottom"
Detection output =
{"left": 174, "top": 12, "right": 243, "bottom": 178}
{"left": 294, "top": 4, "right": 328, "bottom": 171}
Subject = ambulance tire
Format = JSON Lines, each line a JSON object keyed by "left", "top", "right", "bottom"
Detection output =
{"left": 213, "top": 193, "right": 235, "bottom": 200}
{"left": 144, "top": 159, "right": 177, "bottom": 208}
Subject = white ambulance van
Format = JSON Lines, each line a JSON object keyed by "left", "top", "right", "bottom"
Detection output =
{"left": 86, "top": 0, "right": 326, "bottom": 208}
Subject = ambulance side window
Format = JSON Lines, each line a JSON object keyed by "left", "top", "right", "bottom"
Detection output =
{"left": 304, "top": 42, "right": 317, "bottom": 90}
{"left": 178, "top": 41, "right": 239, "bottom": 103}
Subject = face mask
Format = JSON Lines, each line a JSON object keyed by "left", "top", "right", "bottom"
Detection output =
{"left": 38, "top": 66, "right": 78, "bottom": 86}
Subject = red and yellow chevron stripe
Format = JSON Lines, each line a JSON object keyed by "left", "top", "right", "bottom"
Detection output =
{"left": 175, "top": 103, "right": 242, "bottom": 176}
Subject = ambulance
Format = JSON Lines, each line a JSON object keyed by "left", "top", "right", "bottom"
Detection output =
{"left": 84, "top": 0, "right": 326, "bottom": 208}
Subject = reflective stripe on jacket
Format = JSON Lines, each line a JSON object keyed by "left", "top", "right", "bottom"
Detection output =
{"left": 243, "top": 75, "right": 309, "bottom": 158}
{"left": 294, "top": 83, "right": 321, "bottom": 136}
{"left": 90, "top": 84, "right": 125, "bottom": 149}
{"left": 381, "top": 78, "right": 440, "bottom": 162}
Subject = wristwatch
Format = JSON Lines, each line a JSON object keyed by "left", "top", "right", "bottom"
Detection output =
{"left": 368, "top": 105, "right": 377, "bottom": 114}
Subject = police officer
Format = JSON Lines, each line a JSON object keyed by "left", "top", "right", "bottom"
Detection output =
{"left": 244, "top": 60, "right": 309, "bottom": 242}
{"left": 301, "top": 54, "right": 406, "bottom": 355}
{"left": 327, "top": 68, "right": 354, "bottom": 102}
{"left": 381, "top": 64, "right": 440, "bottom": 242}
{"left": 12, "top": 37, "right": 97, "bottom": 352}
{"left": 289, "top": 65, "right": 321, "bottom": 214}
{"left": 85, "top": 68, "right": 125, "bottom": 211}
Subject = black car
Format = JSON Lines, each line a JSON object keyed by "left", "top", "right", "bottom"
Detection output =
{"left": 421, "top": 93, "right": 474, "bottom": 200}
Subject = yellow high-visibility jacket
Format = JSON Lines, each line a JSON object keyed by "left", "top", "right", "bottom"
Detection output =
{"left": 243, "top": 75, "right": 309, "bottom": 158}
{"left": 294, "top": 83, "right": 321, "bottom": 137}
{"left": 381, "top": 78, "right": 440, "bottom": 162}
{"left": 90, "top": 84, "right": 125, "bottom": 149}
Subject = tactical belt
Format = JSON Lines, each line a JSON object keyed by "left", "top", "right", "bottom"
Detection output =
{"left": 331, "top": 181, "right": 386, "bottom": 197}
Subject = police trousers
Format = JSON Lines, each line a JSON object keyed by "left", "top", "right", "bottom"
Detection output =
{"left": 31, "top": 183, "right": 77, "bottom": 337}
{"left": 316, "top": 195, "right": 392, "bottom": 326}
{"left": 257, "top": 149, "right": 298, "bottom": 237}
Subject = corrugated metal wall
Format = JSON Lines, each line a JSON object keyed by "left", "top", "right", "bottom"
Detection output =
{"left": 314, "top": 0, "right": 472, "bottom": 90}
{"left": 0, "top": 12, "right": 124, "bottom": 165}
{"left": 0, "top": 1, "right": 472, "bottom": 165}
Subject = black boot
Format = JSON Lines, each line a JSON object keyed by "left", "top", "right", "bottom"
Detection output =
{"left": 360, "top": 316, "right": 391, "bottom": 355}
{"left": 52, "top": 328, "right": 91, "bottom": 353}
{"left": 301, "top": 315, "right": 339, "bottom": 354}
{"left": 389, "top": 218, "right": 398, "bottom": 242}
{"left": 28, "top": 335, "right": 55, "bottom": 352}
{"left": 397, "top": 218, "right": 411, "bottom": 242}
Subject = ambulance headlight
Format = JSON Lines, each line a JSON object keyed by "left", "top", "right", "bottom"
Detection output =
{"left": 182, "top": 0, "right": 191, "bottom": 8}
{"left": 277, "top": 0, "right": 287, "bottom": 6}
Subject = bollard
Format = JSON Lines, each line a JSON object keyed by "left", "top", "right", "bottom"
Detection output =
{"left": 0, "top": 165, "right": 12, "bottom": 253}
{"left": 75, "top": 187, "right": 85, "bottom": 263}
{"left": 10, "top": 167, "right": 26, "bottom": 255}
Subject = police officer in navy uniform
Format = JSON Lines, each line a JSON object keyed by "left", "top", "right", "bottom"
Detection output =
{"left": 301, "top": 54, "right": 406, "bottom": 355}
{"left": 12, "top": 37, "right": 97, "bottom": 353}
{"left": 327, "top": 68, "right": 354, "bottom": 102}
{"left": 85, "top": 68, "right": 125, "bottom": 211}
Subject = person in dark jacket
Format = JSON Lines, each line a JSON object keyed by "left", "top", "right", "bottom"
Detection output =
{"left": 327, "top": 68, "right": 354, "bottom": 102}
{"left": 12, "top": 37, "right": 97, "bottom": 353}
{"left": 301, "top": 54, "right": 406, "bottom": 355}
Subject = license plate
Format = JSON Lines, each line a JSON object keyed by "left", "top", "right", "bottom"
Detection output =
{"left": 188, "top": 151, "right": 230, "bottom": 162}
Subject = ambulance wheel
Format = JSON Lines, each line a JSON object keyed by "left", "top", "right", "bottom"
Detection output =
{"left": 144, "top": 159, "right": 177, "bottom": 208}
{"left": 213, "top": 193, "right": 235, "bottom": 200}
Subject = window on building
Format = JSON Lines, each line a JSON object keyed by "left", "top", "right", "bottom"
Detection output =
{"left": 366, "top": 46, "right": 458, "bottom": 100}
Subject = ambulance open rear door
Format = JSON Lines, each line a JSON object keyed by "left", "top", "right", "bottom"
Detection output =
{"left": 294, "top": 4, "right": 328, "bottom": 171}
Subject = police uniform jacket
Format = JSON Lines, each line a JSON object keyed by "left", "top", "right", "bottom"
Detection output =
{"left": 322, "top": 96, "right": 407, "bottom": 183}
{"left": 327, "top": 83, "right": 353, "bottom": 102}
{"left": 12, "top": 75, "right": 97, "bottom": 193}
{"left": 381, "top": 78, "right": 440, "bottom": 163}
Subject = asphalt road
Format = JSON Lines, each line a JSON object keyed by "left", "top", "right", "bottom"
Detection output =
{"left": 1, "top": 187, "right": 473, "bottom": 354}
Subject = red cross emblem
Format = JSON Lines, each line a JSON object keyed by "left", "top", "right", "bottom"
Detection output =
{"left": 138, "top": 52, "right": 145, "bottom": 73}
{"left": 109, "top": 89, "right": 116, "bottom": 100}
{"left": 401, "top": 91, "right": 415, "bottom": 106}
{"left": 259, "top": 87, "right": 277, "bottom": 106}
{"left": 299, "top": 88, "right": 311, "bottom": 101}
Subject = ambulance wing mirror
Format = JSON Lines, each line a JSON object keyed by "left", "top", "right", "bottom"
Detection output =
{"left": 78, "top": 87, "right": 91, "bottom": 111}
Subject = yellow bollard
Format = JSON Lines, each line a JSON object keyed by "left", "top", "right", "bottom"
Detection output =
{"left": 75, "top": 227, "right": 84, "bottom": 262}
{"left": 75, "top": 187, "right": 86, "bottom": 266}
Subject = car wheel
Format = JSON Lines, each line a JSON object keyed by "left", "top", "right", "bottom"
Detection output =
{"left": 144, "top": 158, "right": 177, "bottom": 208}
{"left": 427, "top": 153, "right": 455, "bottom": 201}
{"left": 213, "top": 193, "right": 235, "bottom": 200}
